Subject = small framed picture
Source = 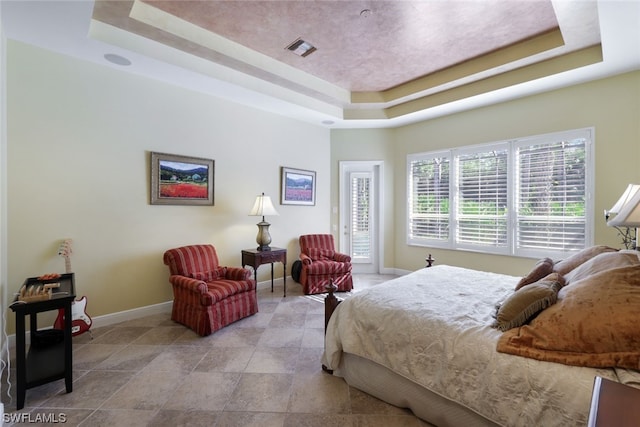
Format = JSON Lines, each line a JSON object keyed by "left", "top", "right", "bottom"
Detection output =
{"left": 150, "top": 152, "right": 214, "bottom": 205}
{"left": 281, "top": 167, "right": 316, "bottom": 206}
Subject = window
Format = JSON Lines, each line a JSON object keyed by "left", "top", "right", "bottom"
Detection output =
{"left": 456, "top": 144, "right": 509, "bottom": 248}
{"left": 408, "top": 153, "right": 450, "bottom": 243}
{"left": 407, "top": 128, "right": 593, "bottom": 258}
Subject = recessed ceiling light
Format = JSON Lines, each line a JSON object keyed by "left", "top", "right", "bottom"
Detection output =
{"left": 360, "top": 9, "right": 372, "bottom": 18}
{"left": 104, "top": 53, "right": 132, "bottom": 66}
{"left": 285, "top": 38, "right": 316, "bottom": 57}
{"left": 322, "top": 120, "right": 335, "bottom": 125}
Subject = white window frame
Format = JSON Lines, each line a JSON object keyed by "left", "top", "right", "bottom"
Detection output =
{"left": 407, "top": 128, "right": 594, "bottom": 259}
{"left": 407, "top": 150, "right": 452, "bottom": 247}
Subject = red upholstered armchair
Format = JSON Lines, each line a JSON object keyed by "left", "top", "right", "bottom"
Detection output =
{"left": 163, "top": 245, "right": 258, "bottom": 336}
{"left": 299, "top": 234, "right": 353, "bottom": 295}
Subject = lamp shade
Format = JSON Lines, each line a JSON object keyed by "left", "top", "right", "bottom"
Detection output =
{"left": 607, "top": 184, "right": 640, "bottom": 227}
{"left": 249, "top": 193, "right": 279, "bottom": 217}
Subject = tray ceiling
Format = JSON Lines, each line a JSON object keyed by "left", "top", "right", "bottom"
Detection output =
{"left": 3, "top": 1, "right": 639, "bottom": 127}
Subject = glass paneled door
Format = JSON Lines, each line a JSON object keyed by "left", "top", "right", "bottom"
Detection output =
{"left": 350, "top": 172, "right": 373, "bottom": 264}
{"left": 340, "top": 161, "right": 383, "bottom": 274}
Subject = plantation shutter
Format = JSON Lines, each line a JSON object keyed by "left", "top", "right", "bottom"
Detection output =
{"left": 408, "top": 154, "right": 450, "bottom": 244}
{"left": 455, "top": 147, "right": 509, "bottom": 247}
{"left": 350, "top": 173, "right": 372, "bottom": 262}
{"left": 516, "top": 138, "right": 587, "bottom": 251}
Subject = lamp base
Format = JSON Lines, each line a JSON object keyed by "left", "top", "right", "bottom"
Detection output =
{"left": 256, "top": 220, "right": 273, "bottom": 252}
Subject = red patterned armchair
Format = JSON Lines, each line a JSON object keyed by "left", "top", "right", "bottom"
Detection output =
{"left": 299, "top": 234, "right": 353, "bottom": 295}
{"left": 163, "top": 244, "right": 258, "bottom": 336}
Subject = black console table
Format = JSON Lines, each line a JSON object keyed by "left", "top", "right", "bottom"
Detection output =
{"left": 9, "top": 273, "right": 75, "bottom": 410}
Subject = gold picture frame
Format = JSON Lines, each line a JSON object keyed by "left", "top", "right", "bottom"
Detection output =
{"left": 150, "top": 152, "right": 214, "bottom": 205}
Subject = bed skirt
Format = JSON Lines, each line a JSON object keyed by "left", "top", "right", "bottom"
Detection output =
{"left": 337, "top": 352, "right": 499, "bottom": 427}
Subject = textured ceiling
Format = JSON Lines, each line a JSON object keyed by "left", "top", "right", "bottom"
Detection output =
{"left": 139, "top": 0, "right": 561, "bottom": 92}
{"left": 90, "top": 0, "right": 602, "bottom": 121}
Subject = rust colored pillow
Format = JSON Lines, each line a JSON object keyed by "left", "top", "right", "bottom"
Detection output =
{"left": 552, "top": 245, "right": 617, "bottom": 276}
{"left": 515, "top": 257, "right": 554, "bottom": 290}
{"left": 497, "top": 264, "right": 640, "bottom": 369}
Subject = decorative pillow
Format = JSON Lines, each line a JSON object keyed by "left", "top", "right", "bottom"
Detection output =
{"left": 190, "top": 267, "right": 227, "bottom": 282}
{"left": 620, "top": 249, "right": 640, "bottom": 259}
{"left": 216, "top": 266, "right": 227, "bottom": 279}
{"left": 497, "top": 264, "right": 640, "bottom": 369}
{"left": 308, "top": 248, "right": 335, "bottom": 260}
{"left": 564, "top": 251, "right": 640, "bottom": 285}
{"left": 552, "top": 245, "right": 617, "bottom": 275}
{"left": 514, "top": 257, "right": 554, "bottom": 290}
{"left": 493, "top": 274, "right": 562, "bottom": 332}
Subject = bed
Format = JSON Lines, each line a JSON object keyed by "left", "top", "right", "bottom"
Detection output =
{"left": 321, "top": 246, "right": 640, "bottom": 426}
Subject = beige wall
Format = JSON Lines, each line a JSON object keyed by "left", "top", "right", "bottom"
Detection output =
{"left": 332, "top": 71, "right": 640, "bottom": 276}
{"left": 5, "top": 41, "right": 331, "bottom": 333}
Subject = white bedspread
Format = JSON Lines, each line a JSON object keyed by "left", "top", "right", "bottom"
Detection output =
{"left": 322, "top": 265, "right": 620, "bottom": 426}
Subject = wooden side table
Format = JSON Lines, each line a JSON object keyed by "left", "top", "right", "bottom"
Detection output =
{"left": 588, "top": 376, "right": 640, "bottom": 426}
{"left": 242, "top": 247, "right": 287, "bottom": 297}
{"left": 9, "top": 273, "right": 76, "bottom": 410}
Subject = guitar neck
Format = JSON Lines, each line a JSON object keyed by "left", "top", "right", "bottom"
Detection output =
{"left": 58, "top": 239, "right": 73, "bottom": 274}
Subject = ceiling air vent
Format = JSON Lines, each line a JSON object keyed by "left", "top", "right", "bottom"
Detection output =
{"left": 285, "top": 38, "right": 316, "bottom": 57}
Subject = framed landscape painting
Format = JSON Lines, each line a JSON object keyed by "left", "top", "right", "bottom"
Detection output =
{"left": 281, "top": 167, "right": 316, "bottom": 206}
{"left": 150, "top": 152, "right": 214, "bottom": 205}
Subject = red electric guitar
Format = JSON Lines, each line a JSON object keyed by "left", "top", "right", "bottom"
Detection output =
{"left": 54, "top": 239, "right": 92, "bottom": 337}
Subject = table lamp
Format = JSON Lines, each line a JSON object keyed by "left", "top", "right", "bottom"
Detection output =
{"left": 605, "top": 184, "right": 640, "bottom": 250}
{"left": 249, "top": 193, "right": 279, "bottom": 251}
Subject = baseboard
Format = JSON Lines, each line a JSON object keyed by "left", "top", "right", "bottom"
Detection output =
{"left": 6, "top": 300, "right": 173, "bottom": 350}
{"left": 256, "top": 276, "right": 288, "bottom": 291}
{"left": 89, "top": 300, "right": 173, "bottom": 330}
{"left": 372, "top": 266, "right": 412, "bottom": 276}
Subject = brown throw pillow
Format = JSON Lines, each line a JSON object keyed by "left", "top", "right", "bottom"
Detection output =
{"left": 497, "top": 264, "right": 640, "bottom": 369}
{"left": 515, "top": 257, "right": 554, "bottom": 290}
{"left": 493, "top": 274, "right": 562, "bottom": 332}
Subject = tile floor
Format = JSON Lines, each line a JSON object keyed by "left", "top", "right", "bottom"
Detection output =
{"left": 1, "top": 274, "right": 428, "bottom": 426}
